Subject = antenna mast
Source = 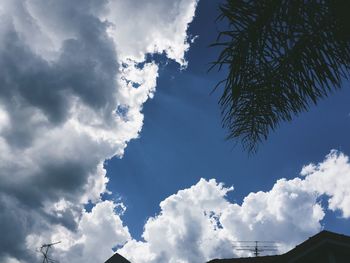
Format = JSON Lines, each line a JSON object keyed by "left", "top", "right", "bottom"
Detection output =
{"left": 39, "top": 241, "right": 61, "bottom": 263}
{"left": 233, "top": 241, "right": 278, "bottom": 257}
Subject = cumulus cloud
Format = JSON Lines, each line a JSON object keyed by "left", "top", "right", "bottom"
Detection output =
{"left": 117, "top": 151, "right": 350, "bottom": 263}
{"left": 26, "top": 201, "right": 131, "bottom": 263}
{"left": 2, "top": 1, "right": 349, "bottom": 263}
{"left": 101, "top": 0, "right": 198, "bottom": 65}
{"left": 301, "top": 150, "right": 350, "bottom": 217}
{"left": 0, "top": 0, "right": 198, "bottom": 262}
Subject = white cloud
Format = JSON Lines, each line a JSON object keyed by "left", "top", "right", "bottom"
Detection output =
{"left": 27, "top": 201, "right": 131, "bottom": 263}
{"left": 301, "top": 150, "right": 350, "bottom": 217}
{"left": 2, "top": 1, "right": 348, "bottom": 263}
{"left": 0, "top": 0, "right": 198, "bottom": 261}
{"left": 117, "top": 151, "right": 350, "bottom": 263}
{"left": 101, "top": 0, "right": 198, "bottom": 65}
{"left": 16, "top": 150, "right": 350, "bottom": 263}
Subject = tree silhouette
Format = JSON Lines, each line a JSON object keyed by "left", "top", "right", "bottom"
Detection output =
{"left": 211, "top": 0, "right": 350, "bottom": 153}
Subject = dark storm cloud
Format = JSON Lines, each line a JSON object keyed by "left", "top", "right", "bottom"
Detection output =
{"left": 0, "top": 26, "right": 67, "bottom": 124}
{"left": 0, "top": 9, "right": 118, "bottom": 126}
{"left": 0, "top": 0, "right": 200, "bottom": 261}
{"left": 1, "top": 160, "right": 90, "bottom": 208}
{"left": 0, "top": 0, "right": 119, "bottom": 261}
{"left": 0, "top": 195, "right": 38, "bottom": 262}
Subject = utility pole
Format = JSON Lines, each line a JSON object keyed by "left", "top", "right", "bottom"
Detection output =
{"left": 38, "top": 241, "right": 61, "bottom": 263}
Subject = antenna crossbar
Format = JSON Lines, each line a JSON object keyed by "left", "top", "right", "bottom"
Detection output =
{"left": 38, "top": 241, "right": 61, "bottom": 263}
{"left": 232, "top": 241, "right": 279, "bottom": 257}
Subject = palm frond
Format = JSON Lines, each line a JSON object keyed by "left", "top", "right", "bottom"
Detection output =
{"left": 211, "top": 0, "right": 350, "bottom": 153}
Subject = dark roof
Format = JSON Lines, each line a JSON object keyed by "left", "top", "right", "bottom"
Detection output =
{"left": 105, "top": 253, "right": 131, "bottom": 263}
{"left": 281, "top": 230, "right": 350, "bottom": 262}
{"left": 207, "top": 230, "right": 350, "bottom": 263}
{"left": 208, "top": 255, "right": 278, "bottom": 263}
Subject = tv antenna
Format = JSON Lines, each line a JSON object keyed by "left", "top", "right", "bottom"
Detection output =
{"left": 37, "top": 241, "right": 61, "bottom": 263}
{"left": 233, "top": 241, "right": 279, "bottom": 257}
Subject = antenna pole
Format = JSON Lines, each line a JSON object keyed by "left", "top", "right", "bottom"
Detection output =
{"left": 39, "top": 241, "right": 61, "bottom": 263}
{"left": 232, "top": 240, "right": 278, "bottom": 257}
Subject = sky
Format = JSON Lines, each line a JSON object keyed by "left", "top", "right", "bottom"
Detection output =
{"left": 0, "top": 1, "right": 349, "bottom": 263}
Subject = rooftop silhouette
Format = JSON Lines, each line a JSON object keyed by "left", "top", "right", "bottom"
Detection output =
{"left": 208, "top": 230, "right": 350, "bottom": 263}
{"left": 105, "top": 252, "right": 131, "bottom": 263}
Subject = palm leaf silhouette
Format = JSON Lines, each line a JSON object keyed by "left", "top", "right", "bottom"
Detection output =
{"left": 211, "top": 0, "right": 350, "bottom": 153}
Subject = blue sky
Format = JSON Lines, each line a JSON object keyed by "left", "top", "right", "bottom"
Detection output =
{"left": 107, "top": 0, "right": 350, "bottom": 240}
{"left": 1, "top": 1, "right": 350, "bottom": 262}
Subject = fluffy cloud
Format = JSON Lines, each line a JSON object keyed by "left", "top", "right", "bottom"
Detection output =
{"left": 301, "top": 150, "right": 350, "bottom": 217}
{"left": 26, "top": 201, "right": 131, "bottom": 263}
{"left": 117, "top": 151, "right": 350, "bottom": 263}
{"left": 2, "top": 1, "right": 349, "bottom": 263}
{"left": 0, "top": 0, "right": 198, "bottom": 262}
{"left": 101, "top": 0, "right": 197, "bottom": 65}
